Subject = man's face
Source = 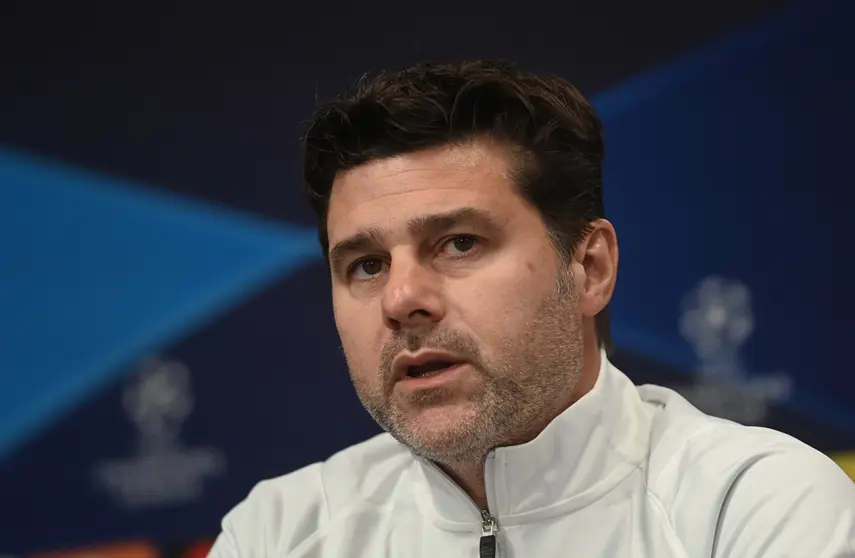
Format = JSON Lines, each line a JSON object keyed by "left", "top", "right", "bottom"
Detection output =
{"left": 326, "top": 140, "right": 586, "bottom": 464}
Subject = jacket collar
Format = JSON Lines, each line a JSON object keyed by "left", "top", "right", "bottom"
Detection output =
{"left": 413, "top": 350, "right": 653, "bottom": 529}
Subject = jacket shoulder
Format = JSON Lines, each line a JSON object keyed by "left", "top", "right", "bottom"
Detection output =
{"left": 639, "top": 385, "right": 854, "bottom": 555}
{"left": 216, "top": 433, "right": 413, "bottom": 555}
{"left": 640, "top": 384, "right": 840, "bottom": 495}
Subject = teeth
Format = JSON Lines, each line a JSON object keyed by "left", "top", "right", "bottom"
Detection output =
{"left": 408, "top": 360, "right": 454, "bottom": 378}
{"left": 413, "top": 368, "right": 445, "bottom": 378}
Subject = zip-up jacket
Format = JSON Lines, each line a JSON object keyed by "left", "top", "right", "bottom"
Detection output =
{"left": 209, "top": 355, "right": 855, "bottom": 557}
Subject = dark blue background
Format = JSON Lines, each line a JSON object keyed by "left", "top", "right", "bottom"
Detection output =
{"left": 0, "top": 0, "right": 851, "bottom": 553}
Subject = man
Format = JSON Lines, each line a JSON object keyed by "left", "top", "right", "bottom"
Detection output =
{"left": 210, "top": 61, "right": 855, "bottom": 557}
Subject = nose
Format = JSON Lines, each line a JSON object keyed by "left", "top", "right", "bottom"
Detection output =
{"left": 381, "top": 256, "right": 445, "bottom": 331}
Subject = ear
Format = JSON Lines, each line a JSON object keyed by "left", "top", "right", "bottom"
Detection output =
{"left": 571, "top": 219, "right": 618, "bottom": 318}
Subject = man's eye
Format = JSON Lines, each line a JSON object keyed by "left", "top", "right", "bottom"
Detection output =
{"left": 443, "top": 235, "right": 478, "bottom": 255}
{"left": 350, "top": 258, "right": 385, "bottom": 279}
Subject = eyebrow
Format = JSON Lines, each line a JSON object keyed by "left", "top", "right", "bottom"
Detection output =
{"left": 328, "top": 207, "right": 503, "bottom": 275}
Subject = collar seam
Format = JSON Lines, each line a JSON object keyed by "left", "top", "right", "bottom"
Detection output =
{"left": 490, "top": 459, "right": 645, "bottom": 527}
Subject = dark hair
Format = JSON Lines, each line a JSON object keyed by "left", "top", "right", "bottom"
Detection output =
{"left": 302, "top": 60, "right": 611, "bottom": 352}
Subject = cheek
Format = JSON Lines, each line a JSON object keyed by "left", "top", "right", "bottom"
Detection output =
{"left": 453, "top": 265, "right": 552, "bottom": 346}
{"left": 333, "top": 298, "right": 382, "bottom": 374}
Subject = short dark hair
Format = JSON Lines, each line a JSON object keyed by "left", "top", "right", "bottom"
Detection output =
{"left": 302, "top": 60, "right": 611, "bottom": 352}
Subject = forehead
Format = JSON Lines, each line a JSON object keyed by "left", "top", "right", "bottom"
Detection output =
{"left": 327, "top": 141, "right": 522, "bottom": 242}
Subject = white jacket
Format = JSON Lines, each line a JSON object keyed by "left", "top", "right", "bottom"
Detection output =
{"left": 210, "top": 356, "right": 855, "bottom": 558}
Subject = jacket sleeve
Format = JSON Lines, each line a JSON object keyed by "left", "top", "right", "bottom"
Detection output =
{"left": 208, "top": 528, "right": 239, "bottom": 558}
{"left": 712, "top": 445, "right": 855, "bottom": 558}
{"left": 207, "top": 463, "right": 329, "bottom": 558}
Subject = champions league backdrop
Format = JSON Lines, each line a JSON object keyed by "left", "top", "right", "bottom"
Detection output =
{"left": 1, "top": 0, "right": 852, "bottom": 553}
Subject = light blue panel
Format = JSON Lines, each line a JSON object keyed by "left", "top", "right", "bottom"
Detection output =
{"left": 0, "top": 148, "right": 321, "bottom": 457}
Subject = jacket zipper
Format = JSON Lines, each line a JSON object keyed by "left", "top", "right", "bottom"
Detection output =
{"left": 425, "top": 460, "right": 500, "bottom": 557}
{"left": 479, "top": 508, "right": 498, "bottom": 558}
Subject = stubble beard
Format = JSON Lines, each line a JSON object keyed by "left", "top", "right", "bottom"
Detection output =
{"left": 349, "top": 269, "right": 584, "bottom": 468}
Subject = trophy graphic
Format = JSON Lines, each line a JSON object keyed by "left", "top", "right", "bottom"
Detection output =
{"left": 93, "top": 356, "right": 226, "bottom": 509}
{"left": 678, "top": 276, "right": 790, "bottom": 424}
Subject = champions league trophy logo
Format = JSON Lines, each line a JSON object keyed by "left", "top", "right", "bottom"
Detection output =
{"left": 93, "top": 356, "right": 226, "bottom": 509}
{"left": 125, "top": 357, "right": 194, "bottom": 455}
{"left": 678, "top": 276, "right": 791, "bottom": 425}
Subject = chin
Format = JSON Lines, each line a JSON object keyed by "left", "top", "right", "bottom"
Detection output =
{"left": 399, "top": 404, "right": 485, "bottom": 460}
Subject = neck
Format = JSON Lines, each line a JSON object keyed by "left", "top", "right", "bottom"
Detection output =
{"left": 438, "top": 344, "right": 603, "bottom": 509}
{"left": 438, "top": 458, "right": 489, "bottom": 509}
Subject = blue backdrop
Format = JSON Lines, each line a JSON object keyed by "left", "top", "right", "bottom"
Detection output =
{"left": 0, "top": 0, "right": 851, "bottom": 553}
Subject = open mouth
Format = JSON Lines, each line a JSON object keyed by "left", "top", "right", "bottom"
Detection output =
{"left": 406, "top": 360, "right": 459, "bottom": 379}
